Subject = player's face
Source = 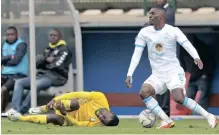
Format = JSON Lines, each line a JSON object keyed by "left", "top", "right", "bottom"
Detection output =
{"left": 96, "top": 108, "right": 114, "bottom": 125}
{"left": 149, "top": 8, "right": 161, "bottom": 25}
{"left": 6, "top": 29, "right": 18, "bottom": 44}
{"left": 49, "top": 30, "right": 60, "bottom": 44}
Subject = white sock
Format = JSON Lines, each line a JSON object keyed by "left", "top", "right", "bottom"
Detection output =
{"left": 183, "top": 97, "right": 209, "bottom": 118}
{"left": 143, "top": 96, "right": 171, "bottom": 122}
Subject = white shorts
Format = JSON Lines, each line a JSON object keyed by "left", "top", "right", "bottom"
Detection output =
{"left": 144, "top": 69, "right": 186, "bottom": 95}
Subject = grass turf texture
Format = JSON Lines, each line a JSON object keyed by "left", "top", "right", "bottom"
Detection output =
{"left": 1, "top": 118, "right": 219, "bottom": 134}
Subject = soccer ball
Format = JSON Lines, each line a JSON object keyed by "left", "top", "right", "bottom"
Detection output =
{"left": 139, "top": 109, "right": 156, "bottom": 128}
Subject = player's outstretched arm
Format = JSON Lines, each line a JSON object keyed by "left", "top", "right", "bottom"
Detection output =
{"left": 175, "top": 27, "right": 203, "bottom": 69}
{"left": 181, "top": 42, "right": 203, "bottom": 69}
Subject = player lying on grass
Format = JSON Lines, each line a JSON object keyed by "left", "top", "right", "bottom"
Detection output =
{"left": 125, "top": 6, "right": 218, "bottom": 129}
{"left": 8, "top": 91, "right": 119, "bottom": 127}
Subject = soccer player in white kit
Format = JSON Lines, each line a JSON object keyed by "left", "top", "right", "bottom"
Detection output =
{"left": 125, "top": 6, "right": 218, "bottom": 129}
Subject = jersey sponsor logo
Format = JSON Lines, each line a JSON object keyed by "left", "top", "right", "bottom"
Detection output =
{"left": 178, "top": 73, "right": 184, "bottom": 82}
{"left": 154, "top": 43, "right": 164, "bottom": 56}
{"left": 155, "top": 44, "right": 163, "bottom": 52}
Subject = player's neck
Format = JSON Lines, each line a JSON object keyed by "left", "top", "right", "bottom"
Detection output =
{"left": 154, "top": 23, "right": 165, "bottom": 31}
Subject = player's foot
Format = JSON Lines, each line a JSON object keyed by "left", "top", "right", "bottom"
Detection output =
{"left": 207, "top": 113, "right": 218, "bottom": 128}
{"left": 8, "top": 111, "right": 21, "bottom": 121}
{"left": 156, "top": 120, "right": 175, "bottom": 129}
{"left": 28, "top": 107, "right": 42, "bottom": 114}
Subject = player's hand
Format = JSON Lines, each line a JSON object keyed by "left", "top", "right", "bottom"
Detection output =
{"left": 36, "top": 54, "right": 45, "bottom": 61}
{"left": 125, "top": 76, "right": 132, "bottom": 89}
{"left": 46, "top": 99, "right": 55, "bottom": 110}
{"left": 55, "top": 101, "right": 67, "bottom": 116}
{"left": 194, "top": 58, "right": 203, "bottom": 70}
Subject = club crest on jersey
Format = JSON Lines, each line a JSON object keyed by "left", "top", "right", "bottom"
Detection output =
{"left": 154, "top": 43, "right": 164, "bottom": 56}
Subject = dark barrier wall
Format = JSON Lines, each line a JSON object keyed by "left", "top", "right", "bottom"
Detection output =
{"left": 83, "top": 31, "right": 150, "bottom": 93}
{"left": 82, "top": 29, "right": 219, "bottom": 115}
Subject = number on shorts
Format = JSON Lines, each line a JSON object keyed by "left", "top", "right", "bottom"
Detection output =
{"left": 178, "top": 73, "right": 184, "bottom": 82}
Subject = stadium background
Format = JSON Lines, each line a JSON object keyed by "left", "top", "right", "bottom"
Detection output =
{"left": 1, "top": 0, "right": 219, "bottom": 116}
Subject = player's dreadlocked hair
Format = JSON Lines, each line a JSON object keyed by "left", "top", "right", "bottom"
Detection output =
{"left": 106, "top": 114, "right": 119, "bottom": 126}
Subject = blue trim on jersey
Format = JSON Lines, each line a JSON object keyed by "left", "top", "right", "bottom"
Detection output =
{"left": 179, "top": 40, "right": 189, "bottom": 46}
{"left": 183, "top": 97, "right": 189, "bottom": 106}
{"left": 143, "top": 96, "right": 152, "bottom": 103}
{"left": 135, "top": 44, "right": 145, "bottom": 48}
{"left": 193, "top": 104, "right": 198, "bottom": 112}
{"left": 130, "top": 77, "right": 133, "bottom": 84}
{"left": 151, "top": 104, "right": 159, "bottom": 112}
{"left": 153, "top": 26, "right": 163, "bottom": 31}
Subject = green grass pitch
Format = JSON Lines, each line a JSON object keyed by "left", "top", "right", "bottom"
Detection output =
{"left": 1, "top": 118, "right": 219, "bottom": 134}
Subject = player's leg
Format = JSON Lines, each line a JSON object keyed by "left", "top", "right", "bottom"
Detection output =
{"left": 172, "top": 88, "right": 218, "bottom": 128}
{"left": 47, "top": 114, "right": 65, "bottom": 126}
{"left": 139, "top": 75, "right": 174, "bottom": 128}
{"left": 169, "top": 73, "right": 218, "bottom": 128}
{"left": 54, "top": 98, "right": 80, "bottom": 112}
{"left": 8, "top": 112, "right": 65, "bottom": 126}
{"left": 28, "top": 98, "right": 80, "bottom": 115}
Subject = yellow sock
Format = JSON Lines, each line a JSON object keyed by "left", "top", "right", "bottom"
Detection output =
{"left": 19, "top": 115, "right": 47, "bottom": 124}
{"left": 40, "top": 105, "right": 48, "bottom": 112}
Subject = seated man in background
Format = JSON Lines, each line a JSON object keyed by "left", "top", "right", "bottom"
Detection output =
{"left": 6, "top": 28, "right": 72, "bottom": 115}
{"left": 8, "top": 91, "right": 119, "bottom": 127}
{"left": 1, "top": 26, "right": 28, "bottom": 112}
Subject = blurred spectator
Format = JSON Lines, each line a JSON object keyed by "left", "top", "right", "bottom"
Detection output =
{"left": 5, "top": 28, "right": 72, "bottom": 115}
{"left": 156, "top": 0, "right": 175, "bottom": 26}
{"left": 155, "top": 0, "right": 175, "bottom": 117}
{"left": 1, "top": 26, "right": 28, "bottom": 112}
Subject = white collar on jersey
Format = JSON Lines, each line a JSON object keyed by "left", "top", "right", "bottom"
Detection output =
{"left": 163, "top": 3, "right": 169, "bottom": 9}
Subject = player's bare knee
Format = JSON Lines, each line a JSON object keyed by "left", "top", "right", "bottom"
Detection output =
{"left": 139, "top": 83, "right": 155, "bottom": 99}
{"left": 47, "top": 114, "right": 64, "bottom": 126}
{"left": 70, "top": 99, "right": 80, "bottom": 111}
{"left": 172, "top": 88, "right": 185, "bottom": 104}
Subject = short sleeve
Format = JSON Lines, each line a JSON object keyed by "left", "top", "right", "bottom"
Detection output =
{"left": 175, "top": 27, "right": 189, "bottom": 45}
{"left": 135, "top": 29, "right": 147, "bottom": 47}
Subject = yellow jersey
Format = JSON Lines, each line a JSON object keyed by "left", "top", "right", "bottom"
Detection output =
{"left": 54, "top": 91, "right": 109, "bottom": 126}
